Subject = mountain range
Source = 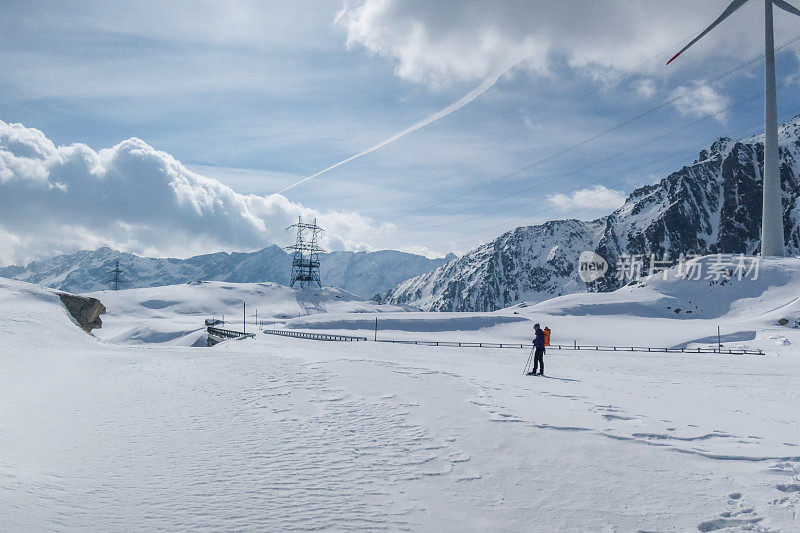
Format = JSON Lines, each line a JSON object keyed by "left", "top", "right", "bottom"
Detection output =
{"left": 0, "top": 246, "right": 455, "bottom": 298}
{"left": 377, "top": 115, "right": 800, "bottom": 311}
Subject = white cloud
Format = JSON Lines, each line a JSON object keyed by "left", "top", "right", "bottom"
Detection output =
{"left": 635, "top": 79, "right": 657, "bottom": 99}
{"left": 0, "top": 119, "right": 383, "bottom": 266}
{"left": 670, "top": 84, "right": 729, "bottom": 120}
{"left": 547, "top": 185, "right": 626, "bottom": 212}
{"left": 336, "top": 0, "right": 547, "bottom": 88}
{"left": 335, "top": 0, "right": 768, "bottom": 89}
{"left": 395, "top": 244, "right": 452, "bottom": 260}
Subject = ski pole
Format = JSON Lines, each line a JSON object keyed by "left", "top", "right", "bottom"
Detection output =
{"left": 523, "top": 343, "right": 534, "bottom": 374}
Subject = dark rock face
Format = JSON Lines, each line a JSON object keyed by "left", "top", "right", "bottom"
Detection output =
{"left": 381, "top": 116, "right": 800, "bottom": 312}
{"left": 58, "top": 293, "right": 106, "bottom": 333}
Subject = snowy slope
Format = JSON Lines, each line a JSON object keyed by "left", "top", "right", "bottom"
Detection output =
{"left": 0, "top": 246, "right": 456, "bottom": 297}
{"left": 506, "top": 255, "right": 800, "bottom": 357}
{"left": 87, "top": 281, "right": 408, "bottom": 345}
{"left": 382, "top": 115, "right": 800, "bottom": 311}
{"left": 0, "top": 277, "right": 100, "bottom": 351}
{"left": 533, "top": 255, "right": 800, "bottom": 322}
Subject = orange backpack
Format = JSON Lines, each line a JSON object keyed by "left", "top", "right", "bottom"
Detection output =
{"left": 543, "top": 327, "right": 551, "bottom": 347}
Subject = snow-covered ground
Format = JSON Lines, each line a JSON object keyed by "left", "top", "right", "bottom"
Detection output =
{"left": 2, "top": 258, "right": 800, "bottom": 531}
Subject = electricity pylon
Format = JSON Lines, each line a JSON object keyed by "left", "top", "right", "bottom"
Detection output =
{"left": 107, "top": 259, "right": 125, "bottom": 290}
{"left": 286, "top": 217, "right": 324, "bottom": 288}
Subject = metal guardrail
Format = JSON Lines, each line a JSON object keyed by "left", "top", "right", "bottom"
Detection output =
{"left": 377, "top": 339, "right": 530, "bottom": 349}
{"left": 550, "top": 344, "right": 763, "bottom": 355}
{"left": 207, "top": 326, "right": 256, "bottom": 340}
{"left": 253, "top": 328, "right": 763, "bottom": 355}
{"left": 375, "top": 339, "right": 763, "bottom": 355}
{"left": 263, "top": 329, "right": 368, "bottom": 342}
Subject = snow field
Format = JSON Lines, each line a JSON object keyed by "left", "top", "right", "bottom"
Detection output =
{"left": 6, "top": 328, "right": 798, "bottom": 530}
{"left": 2, "top": 258, "right": 800, "bottom": 530}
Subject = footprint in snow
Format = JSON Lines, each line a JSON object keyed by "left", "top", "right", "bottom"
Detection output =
{"left": 601, "top": 413, "right": 636, "bottom": 421}
{"left": 491, "top": 413, "right": 522, "bottom": 422}
{"left": 697, "top": 503, "right": 762, "bottom": 532}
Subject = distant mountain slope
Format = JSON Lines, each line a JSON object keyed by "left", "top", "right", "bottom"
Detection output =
{"left": 379, "top": 115, "right": 800, "bottom": 311}
{"left": 0, "top": 246, "right": 456, "bottom": 297}
{"left": 378, "top": 220, "right": 604, "bottom": 312}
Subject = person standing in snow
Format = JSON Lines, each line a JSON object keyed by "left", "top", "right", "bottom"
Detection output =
{"left": 528, "top": 323, "right": 545, "bottom": 376}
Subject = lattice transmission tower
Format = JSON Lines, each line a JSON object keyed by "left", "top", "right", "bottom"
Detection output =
{"left": 286, "top": 217, "right": 324, "bottom": 288}
{"left": 107, "top": 259, "right": 125, "bottom": 290}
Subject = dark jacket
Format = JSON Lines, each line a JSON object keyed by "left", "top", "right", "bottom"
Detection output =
{"left": 533, "top": 329, "right": 545, "bottom": 349}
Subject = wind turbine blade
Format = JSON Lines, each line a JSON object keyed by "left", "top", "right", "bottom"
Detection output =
{"left": 773, "top": 0, "right": 800, "bottom": 17}
{"left": 667, "top": 0, "right": 750, "bottom": 64}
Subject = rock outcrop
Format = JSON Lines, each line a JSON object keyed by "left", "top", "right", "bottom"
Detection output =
{"left": 58, "top": 293, "right": 106, "bottom": 333}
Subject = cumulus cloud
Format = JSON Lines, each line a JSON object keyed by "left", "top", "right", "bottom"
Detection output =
{"left": 547, "top": 185, "right": 626, "bottom": 212}
{"left": 335, "top": 0, "right": 766, "bottom": 88}
{"left": 0, "top": 120, "right": 384, "bottom": 266}
{"left": 670, "top": 84, "right": 729, "bottom": 120}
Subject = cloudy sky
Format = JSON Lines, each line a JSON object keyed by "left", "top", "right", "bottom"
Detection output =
{"left": 1, "top": 0, "right": 800, "bottom": 265}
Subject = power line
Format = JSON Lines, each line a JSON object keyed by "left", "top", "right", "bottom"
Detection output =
{"left": 371, "top": 31, "right": 704, "bottom": 228}
{"left": 406, "top": 151, "right": 706, "bottom": 250}
{"left": 353, "top": 90, "right": 764, "bottom": 238}
{"left": 279, "top": 25, "right": 708, "bottom": 200}
{"left": 368, "top": 32, "right": 800, "bottom": 231}
{"left": 419, "top": 109, "right": 799, "bottom": 253}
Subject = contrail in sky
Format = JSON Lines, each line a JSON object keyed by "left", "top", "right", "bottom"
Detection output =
{"left": 278, "top": 63, "right": 516, "bottom": 194}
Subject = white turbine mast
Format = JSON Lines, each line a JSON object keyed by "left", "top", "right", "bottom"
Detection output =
{"left": 667, "top": 0, "right": 800, "bottom": 257}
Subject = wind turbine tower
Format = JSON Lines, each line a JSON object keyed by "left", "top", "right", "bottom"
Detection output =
{"left": 667, "top": 0, "right": 800, "bottom": 256}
